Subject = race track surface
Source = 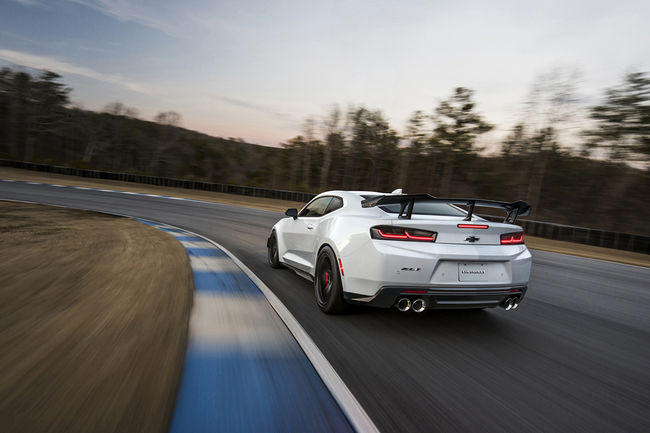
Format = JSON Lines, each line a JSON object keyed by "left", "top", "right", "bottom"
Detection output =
{"left": 2, "top": 181, "right": 649, "bottom": 433}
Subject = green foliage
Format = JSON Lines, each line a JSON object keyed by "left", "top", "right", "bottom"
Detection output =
{"left": 432, "top": 87, "right": 493, "bottom": 154}
{"left": 0, "top": 68, "right": 71, "bottom": 160}
{"left": 342, "top": 106, "right": 399, "bottom": 190}
{"left": 585, "top": 72, "right": 650, "bottom": 163}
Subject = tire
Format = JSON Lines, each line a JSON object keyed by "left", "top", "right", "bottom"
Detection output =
{"left": 267, "top": 232, "right": 282, "bottom": 268}
{"left": 314, "top": 246, "right": 346, "bottom": 314}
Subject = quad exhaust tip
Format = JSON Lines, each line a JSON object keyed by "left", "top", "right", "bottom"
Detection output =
{"left": 412, "top": 298, "right": 426, "bottom": 313}
{"left": 504, "top": 297, "right": 520, "bottom": 311}
{"left": 396, "top": 298, "right": 426, "bottom": 313}
{"left": 397, "top": 298, "right": 411, "bottom": 312}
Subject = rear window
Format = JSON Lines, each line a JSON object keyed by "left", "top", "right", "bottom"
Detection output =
{"left": 379, "top": 202, "right": 466, "bottom": 217}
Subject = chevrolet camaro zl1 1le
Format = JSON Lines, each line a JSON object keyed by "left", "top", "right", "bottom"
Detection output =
{"left": 266, "top": 190, "right": 532, "bottom": 314}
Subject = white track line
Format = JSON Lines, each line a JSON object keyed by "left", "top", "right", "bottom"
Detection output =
{"left": 189, "top": 292, "right": 294, "bottom": 354}
{"left": 189, "top": 256, "right": 243, "bottom": 272}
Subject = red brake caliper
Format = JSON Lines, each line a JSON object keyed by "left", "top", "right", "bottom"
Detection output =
{"left": 324, "top": 272, "right": 329, "bottom": 286}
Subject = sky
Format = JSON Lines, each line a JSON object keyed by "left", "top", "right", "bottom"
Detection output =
{"left": 1, "top": 0, "right": 649, "bottom": 147}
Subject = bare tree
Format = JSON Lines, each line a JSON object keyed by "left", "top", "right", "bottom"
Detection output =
{"left": 154, "top": 111, "right": 182, "bottom": 127}
{"left": 302, "top": 116, "right": 317, "bottom": 188}
{"left": 319, "top": 105, "right": 342, "bottom": 190}
{"left": 523, "top": 67, "right": 583, "bottom": 148}
{"left": 103, "top": 101, "right": 139, "bottom": 118}
{"left": 150, "top": 111, "right": 183, "bottom": 174}
{"left": 282, "top": 135, "right": 307, "bottom": 189}
{"left": 400, "top": 110, "right": 429, "bottom": 190}
{"left": 520, "top": 68, "right": 583, "bottom": 210}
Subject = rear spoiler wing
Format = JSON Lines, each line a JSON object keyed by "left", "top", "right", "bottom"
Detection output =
{"left": 361, "top": 194, "right": 531, "bottom": 224}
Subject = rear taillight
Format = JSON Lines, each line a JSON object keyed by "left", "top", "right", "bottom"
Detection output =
{"left": 457, "top": 224, "right": 489, "bottom": 229}
{"left": 370, "top": 225, "right": 437, "bottom": 242}
{"left": 501, "top": 232, "right": 524, "bottom": 245}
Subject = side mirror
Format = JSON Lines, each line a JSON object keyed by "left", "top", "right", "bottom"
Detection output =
{"left": 285, "top": 208, "right": 298, "bottom": 220}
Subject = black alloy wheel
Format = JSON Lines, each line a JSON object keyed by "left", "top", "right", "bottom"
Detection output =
{"left": 314, "top": 246, "right": 346, "bottom": 314}
{"left": 267, "top": 232, "right": 281, "bottom": 268}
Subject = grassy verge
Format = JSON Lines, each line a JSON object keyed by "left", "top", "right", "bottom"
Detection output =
{"left": 1, "top": 166, "right": 647, "bottom": 267}
{"left": 0, "top": 201, "right": 194, "bottom": 433}
{"left": 525, "top": 235, "right": 649, "bottom": 267}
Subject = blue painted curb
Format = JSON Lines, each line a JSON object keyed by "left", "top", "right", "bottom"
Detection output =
{"left": 137, "top": 219, "right": 354, "bottom": 433}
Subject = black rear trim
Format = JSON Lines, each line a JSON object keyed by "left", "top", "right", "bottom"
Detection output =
{"left": 344, "top": 286, "right": 527, "bottom": 309}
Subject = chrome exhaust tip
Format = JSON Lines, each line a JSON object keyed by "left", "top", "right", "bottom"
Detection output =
{"left": 396, "top": 298, "right": 411, "bottom": 312}
{"left": 412, "top": 298, "right": 426, "bottom": 313}
{"left": 504, "top": 298, "right": 514, "bottom": 310}
{"left": 511, "top": 298, "right": 520, "bottom": 310}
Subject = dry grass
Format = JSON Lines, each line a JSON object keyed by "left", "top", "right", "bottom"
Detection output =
{"left": 525, "top": 235, "right": 649, "bottom": 267}
{"left": 0, "top": 201, "right": 194, "bottom": 433}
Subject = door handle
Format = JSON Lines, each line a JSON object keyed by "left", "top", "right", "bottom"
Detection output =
{"left": 307, "top": 224, "right": 314, "bottom": 230}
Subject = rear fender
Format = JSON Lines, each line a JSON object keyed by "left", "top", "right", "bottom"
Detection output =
{"left": 313, "top": 240, "right": 350, "bottom": 293}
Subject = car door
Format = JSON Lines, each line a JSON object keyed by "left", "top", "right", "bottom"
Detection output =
{"left": 282, "top": 196, "right": 333, "bottom": 272}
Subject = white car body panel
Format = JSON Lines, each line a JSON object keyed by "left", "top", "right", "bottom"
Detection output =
{"left": 270, "top": 190, "right": 532, "bottom": 310}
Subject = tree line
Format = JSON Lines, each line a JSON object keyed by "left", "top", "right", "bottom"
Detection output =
{"left": 0, "top": 67, "right": 648, "bottom": 235}
{"left": 0, "top": 67, "right": 282, "bottom": 187}
{"left": 279, "top": 72, "right": 649, "bottom": 235}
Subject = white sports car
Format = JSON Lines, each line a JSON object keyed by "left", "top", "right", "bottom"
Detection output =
{"left": 267, "top": 190, "right": 532, "bottom": 314}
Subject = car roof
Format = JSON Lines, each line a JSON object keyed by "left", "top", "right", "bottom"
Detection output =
{"left": 313, "top": 190, "right": 473, "bottom": 219}
{"left": 310, "top": 191, "right": 386, "bottom": 212}
{"left": 317, "top": 190, "right": 382, "bottom": 200}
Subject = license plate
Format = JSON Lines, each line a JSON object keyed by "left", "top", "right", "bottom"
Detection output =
{"left": 458, "top": 263, "right": 489, "bottom": 281}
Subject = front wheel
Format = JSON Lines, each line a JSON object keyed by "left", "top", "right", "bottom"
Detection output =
{"left": 267, "top": 232, "right": 281, "bottom": 268}
{"left": 314, "top": 247, "right": 346, "bottom": 314}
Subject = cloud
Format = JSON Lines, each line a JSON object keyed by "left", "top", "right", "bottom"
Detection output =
{"left": 217, "top": 96, "right": 297, "bottom": 122}
{"left": 10, "top": 0, "right": 42, "bottom": 5}
{"left": 0, "top": 48, "right": 152, "bottom": 94}
{"left": 69, "top": 0, "right": 183, "bottom": 36}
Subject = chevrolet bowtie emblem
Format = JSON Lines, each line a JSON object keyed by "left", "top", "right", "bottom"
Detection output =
{"left": 465, "top": 236, "right": 480, "bottom": 243}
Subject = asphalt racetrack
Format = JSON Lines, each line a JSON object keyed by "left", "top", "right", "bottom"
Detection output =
{"left": 2, "top": 181, "right": 649, "bottom": 433}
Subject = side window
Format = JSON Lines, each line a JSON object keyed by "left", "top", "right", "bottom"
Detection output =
{"left": 299, "top": 197, "right": 332, "bottom": 218}
{"left": 324, "top": 197, "right": 343, "bottom": 215}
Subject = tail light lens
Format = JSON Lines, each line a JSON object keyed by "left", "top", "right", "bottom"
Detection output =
{"left": 370, "top": 225, "right": 437, "bottom": 242}
{"left": 457, "top": 224, "right": 489, "bottom": 229}
{"left": 501, "top": 232, "right": 524, "bottom": 245}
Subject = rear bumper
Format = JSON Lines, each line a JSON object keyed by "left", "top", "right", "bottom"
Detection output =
{"left": 344, "top": 285, "right": 527, "bottom": 309}
{"left": 339, "top": 240, "right": 532, "bottom": 297}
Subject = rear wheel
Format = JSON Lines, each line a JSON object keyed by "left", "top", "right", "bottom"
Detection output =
{"left": 267, "top": 232, "right": 281, "bottom": 268}
{"left": 314, "top": 246, "right": 346, "bottom": 314}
